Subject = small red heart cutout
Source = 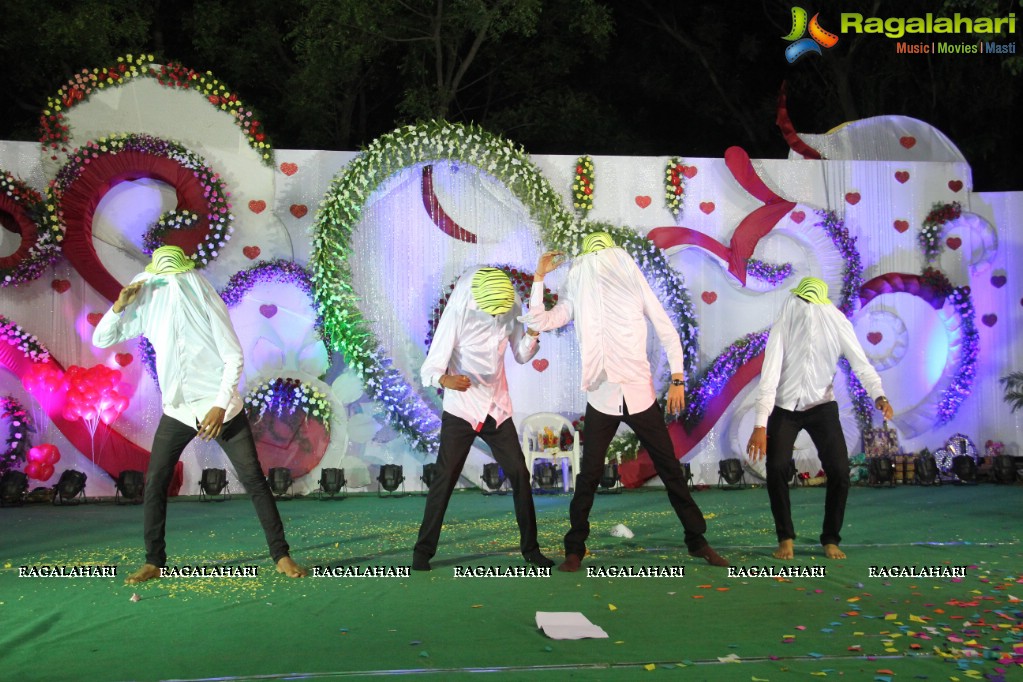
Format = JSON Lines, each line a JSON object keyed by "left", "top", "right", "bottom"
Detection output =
{"left": 945, "top": 237, "right": 962, "bottom": 250}
{"left": 899, "top": 136, "right": 916, "bottom": 149}
{"left": 248, "top": 200, "right": 267, "bottom": 214}
{"left": 982, "top": 313, "right": 997, "bottom": 327}
{"left": 635, "top": 195, "right": 652, "bottom": 208}
{"left": 845, "top": 192, "right": 861, "bottom": 205}
{"left": 87, "top": 312, "right": 103, "bottom": 326}
{"left": 990, "top": 274, "right": 1006, "bottom": 288}
{"left": 259, "top": 304, "right": 278, "bottom": 319}
{"left": 115, "top": 352, "right": 133, "bottom": 367}
{"left": 243, "top": 245, "right": 261, "bottom": 260}
{"left": 699, "top": 201, "right": 715, "bottom": 214}
{"left": 866, "top": 332, "right": 883, "bottom": 346}
{"left": 289, "top": 204, "right": 308, "bottom": 219}
{"left": 895, "top": 171, "right": 910, "bottom": 184}
{"left": 532, "top": 359, "right": 549, "bottom": 372}
{"left": 681, "top": 165, "right": 698, "bottom": 179}
{"left": 279, "top": 162, "right": 299, "bottom": 176}
{"left": 701, "top": 291, "right": 718, "bottom": 305}
{"left": 790, "top": 211, "right": 805, "bottom": 224}
{"left": 948, "top": 180, "right": 963, "bottom": 193}
{"left": 893, "top": 220, "right": 909, "bottom": 233}
{"left": 51, "top": 279, "right": 71, "bottom": 293}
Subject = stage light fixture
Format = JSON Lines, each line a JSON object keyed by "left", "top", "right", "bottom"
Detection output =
{"left": 532, "top": 460, "right": 559, "bottom": 492}
{"left": 268, "top": 467, "right": 294, "bottom": 498}
{"left": 992, "top": 455, "right": 1018, "bottom": 484}
{"left": 198, "top": 468, "right": 230, "bottom": 501}
{"left": 317, "top": 468, "right": 347, "bottom": 498}
{"left": 597, "top": 460, "right": 622, "bottom": 494}
{"left": 951, "top": 455, "right": 977, "bottom": 484}
{"left": 481, "top": 463, "right": 507, "bottom": 494}
{"left": 54, "top": 470, "right": 87, "bottom": 505}
{"left": 0, "top": 470, "right": 29, "bottom": 507}
{"left": 114, "top": 470, "right": 145, "bottom": 505}
{"left": 718, "top": 458, "right": 746, "bottom": 489}
{"left": 682, "top": 462, "right": 695, "bottom": 491}
{"left": 377, "top": 464, "right": 405, "bottom": 496}
{"left": 914, "top": 452, "right": 940, "bottom": 485}
{"left": 869, "top": 456, "right": 895, "bottom": 487}
{"left": 420, "top": 463, "right": 439, "bottom": 494}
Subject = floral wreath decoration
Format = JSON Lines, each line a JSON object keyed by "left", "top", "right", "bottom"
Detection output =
{"left": 40, "top": 53, "right": 273, "bottom": 165}
{"left": 310, "top": 120, "right": 699, "bottom": 457}
{"left": 918, "top": 201, "right": 962, "bottom": 263}
{"left": 0, "top": 170, "right": 60, "bottom": 287}
{"left": 1, "top": 395, "right": 34, "bottom": 474}
{"left": 244, "top": 377, "right": 331, "bottom": 432}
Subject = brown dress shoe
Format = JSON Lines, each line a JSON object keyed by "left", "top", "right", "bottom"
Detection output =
{"left": 558, "top": 554, "right": 582, "bottom": 572}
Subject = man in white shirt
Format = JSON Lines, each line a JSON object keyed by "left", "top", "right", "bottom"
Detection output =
{"left": 413, "top": 267, "right": 554, "bottom": 571}
{"left": 93, "top": 246, "right": 306, "bottom": 583}
{"left": 746, "top": 277, "right": 894, "bottom": 560}
{"left": 523, "top": 232, "right": 728, "bottom": 571}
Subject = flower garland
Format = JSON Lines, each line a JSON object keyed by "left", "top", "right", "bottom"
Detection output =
{"left": 0, "top": 315, "right": 51, "bottom": 363}
{"left": 424, "top": 265, "right": 560, "bottom": 350}
{"left": 311, "top": 120, "right": 697, "bottom": 456}
{"left": 140, "top": 259, "right": 320, "bottom": 384}
{"left": 0, "top": 170, "right": 59, "bottom": 287}
{"left": 40, "top": 53, "right": 273, "bottom": 165}
{"left": 1, "top": 395, "right": 33, "bottom": 474}
{"left": 664, "top": 157, "right": 688, "bottom": 219}
{"left": 684, "top": 330, "right": 770, "bottom": 426}
{"left": 918, "top": 202, "right": 962, "bottom": 263}
{"left": 44, "top": 133, "right": 234, "bottom": 267}
{"left": 572, "top": 155, "right": 594, "bottom": 217}
{"left": 141, "top": 211, "right": 201, "bottom": 255}
{"left": 745, "top": 258, "right": 793, "bottom": 286}
{"left": 244, "top": 377, "right": 331, "bottom": 431}
{"left": 816, "top": 210, "right": 863, "bottom": 317}
{"left": 936, "top": 285, "right": 979, "bottom": 424}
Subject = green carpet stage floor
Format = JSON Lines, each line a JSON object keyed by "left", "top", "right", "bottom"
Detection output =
{"left": 1, "top": 484, "right": 1020, "bottom": 681}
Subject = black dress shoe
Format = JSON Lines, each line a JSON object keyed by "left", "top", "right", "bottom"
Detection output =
{"left": 412, "top": 553, "right": 432, "bottom": 571}
{"left": 523, "top": 550, "right": 555, "bottom": 569}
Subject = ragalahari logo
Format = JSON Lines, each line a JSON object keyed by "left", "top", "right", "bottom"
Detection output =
{"left": 783, "top": 7, "right": 839, "bottom": 62}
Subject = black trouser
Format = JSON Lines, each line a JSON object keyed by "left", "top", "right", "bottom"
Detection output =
{"left": 765, "top": 401, "right": 849, "bottom": 546}
{"left": 143, "top": 412, "right": 290, "bottom": 566}
{"left": 414, "top": 412, "right": 540, "bottom": 560}
{"left": 564, "top": 401, "right": 708, "bottom": 557}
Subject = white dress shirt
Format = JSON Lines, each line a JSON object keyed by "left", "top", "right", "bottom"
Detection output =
{"left": 754, "top": 294, "right": 886, "bottom": 427}
{"left": 522, "top": 247, "right": 685, "bottom": 416}
{"left": 420, "top": 269, "right": 539, "bottom": 430}
{"left": 93, "top": 270, "right": 245, "bottom": 428}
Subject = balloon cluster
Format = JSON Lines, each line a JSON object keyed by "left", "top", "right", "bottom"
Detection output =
{"left": 62, "top": 365, "right": 131, "bottom": 430}
{"left": 25, "top": 443, "right": 60, "bottom": 481}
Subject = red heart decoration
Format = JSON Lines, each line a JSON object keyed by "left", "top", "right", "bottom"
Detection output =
{"left": 866, "top": 331, "right": 883, "bottom": 346}
{"left": 51, "top": 279, "right": 71, "bottom": 293}
{"left": 701, "top": 291, "right": 718, "bottom": 305}
{"left": 87, "top": 312, "right": 103, "bottom": 326}
{"left": 532, "top": 359, "right": 549, "bottom": 372}
{"left": 948, "top": 180, "right": 963, "bottom": 193}
{"left": 899, "top": 136, "right": 917, "bottom": 149}
{"left": 115, "top": 352, "right": 133, "bottom": 367}
{"left": 982, "top": 313, "right": 997, "bottom": 327}
{"left": 248, "top": 200, "right": 267, "bottom": 214}
{"left": 681, "top": 165, "right": 698, "bottom": 179}
{"left": 289, "top": 204, "right": 308, "bottom": 219}
{"left": 946, "top": 236, "right": 962, "bottom": 250}
{"left": 635, "top": 195, "right": 652, "bottom": 208}
{"left": 279, "top": 162, "right": 299, "bottom": 176}
{"left": 895, "top": 171, "right": 910, "bottom": 184}
{"left": 790, "top": 211, "right": 805, "bottom": 224}
{"left": 243, "top": 246, "right": 261, "bottom": 260}
{"left": 990, "top": 274, "right": 1006, "bottom": 288}
{"left": 845, "top": 192, "right": 861, "bottom": 205}
{"left": 893, "top": 220, "right": 909, "bottom": 233}
{"left": 699, "top": 201, "right": 715, "bottom": 214}
{"left": 259, "top": 304, "right": 278, "bottom": 319}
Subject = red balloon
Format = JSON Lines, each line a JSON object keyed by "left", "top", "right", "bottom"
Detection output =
{"left": 25, "top": 462, "right": 41, "bottom": 480}
{"left": 41, "top": 444, "right": 60, "bottom": 465}
{"left": 38, "top": 463, "right": 54, "bottom": 481}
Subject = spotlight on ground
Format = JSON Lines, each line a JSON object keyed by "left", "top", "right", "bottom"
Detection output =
{"left": 377, "top": 464, "right": 405, "bottom": 497}
{"left": 481, "top": 463, "right": 507, "bottom": 495}
{"left": 54, "top": 470, "right": 87, "bottom": 505}
{"left": 951, "top": 455, "right": 977, "bottom": 484}
{"left": 914, "top": 452, "right": 940, "bottom": 486}
{"left": 268, "top": 467, "right": 294, "bottom": 498}
{"left": 317, "top": 468, "right": 347, "bottom": 499}
{"left": 198, "top": 468, "right": 230, "bottom": 501}
{"left": 0, "top": 470, "right": 29, "bottom": 507}
{"left": 869, "top": 457, "right": 895, "bottom": 487}
{"left": 114, "top": 470, "right": 145, "bottom": 505}
{"left": 717, "top": 458, "right": 746, "bottom": 489}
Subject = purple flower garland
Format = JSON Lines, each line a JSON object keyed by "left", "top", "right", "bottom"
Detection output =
{"left": 1, "top": 395, "right": 33, "bottom": 474}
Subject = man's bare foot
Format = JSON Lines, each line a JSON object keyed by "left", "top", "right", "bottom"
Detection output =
{"left": 823, "top": 543, "right": 846, "bottom": 559}
{"left": 773, "top": 539, "right": 794, "bottom": 560}
{"left": 125, "top": 563, "right": 161, "bottom": 585}
{"left": 276, "top": 556, "right": 308, "bottom": 577}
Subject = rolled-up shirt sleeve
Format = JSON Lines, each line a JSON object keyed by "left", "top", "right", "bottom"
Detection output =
{"left": 519, "top": 281, "right": 573, "bottom": 332}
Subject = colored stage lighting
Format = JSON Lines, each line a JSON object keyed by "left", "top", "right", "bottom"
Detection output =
{"left": 718, "top": 458, "right": 745, "bottom": 488}
{"left": 115, "top": 470, "right": 145, "bottom": 504}
{"left": 318, "top": 468, "right": 346, "bottom": 496}
{"left": 481, "top": 463, "right": 506, "bottom": 493}
{"left": 268, "top": 467, "right": 293, "bottom": 497}
{"left": 377, "top": 464, "right": 404, "bottom": 496}
{"left": 54, "top": 470, "right": 88, "bottom": 504}
{"left": 199, "top": 468, "right": 229, "bottom": 501}
{"left": 0, "top": 470, "right": 29, "bottom": 506}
